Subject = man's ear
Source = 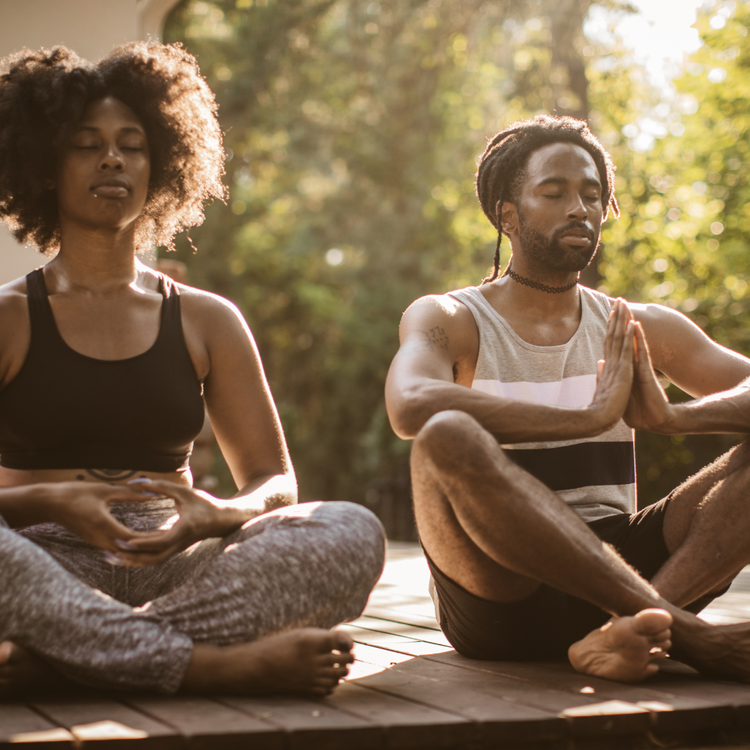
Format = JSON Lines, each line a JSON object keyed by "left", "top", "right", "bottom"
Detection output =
{"left": 499, "top": 201, "right": 519, "bottom": 236}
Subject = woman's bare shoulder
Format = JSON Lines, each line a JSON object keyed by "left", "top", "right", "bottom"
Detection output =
{"left": 0, "top": 275, "right": 31, "bottom": 322}
{"left": 0, "top": 276, "right": 32, "bottom": 388}
{"left": 175, "top": 282, "right": 247, "bottom": 329}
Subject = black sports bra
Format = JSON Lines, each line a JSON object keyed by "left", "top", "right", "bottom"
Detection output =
{"left": 0, "top": 269, "right": 205, "bottom": 472}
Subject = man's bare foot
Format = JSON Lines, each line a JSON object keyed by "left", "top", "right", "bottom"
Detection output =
{"left": 673, "top": 618, "right": 750, "bottom": 682}
{"left": 0, "top": 641, "right": 70, "bottom": 698}
{"left": 183, "top": 628, "right": 355, "bottom": 697}
{"left": 568, "top": 609, "right": 673, "bottom": 683}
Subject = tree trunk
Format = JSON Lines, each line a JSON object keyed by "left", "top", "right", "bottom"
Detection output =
{"left": 548, "top": 0, "right": 601, "bottom": 288}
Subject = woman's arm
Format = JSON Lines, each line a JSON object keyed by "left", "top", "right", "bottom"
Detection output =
{"left": 114, "top": 288, "right": 297, "bottom": 565}
{"left": 0, "top": 482, "right": 154, "bottom": 551}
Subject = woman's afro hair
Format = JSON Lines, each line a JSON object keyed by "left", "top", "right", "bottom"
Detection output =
{"left": 0, "top": 41, "right": 227, "bottom": 254}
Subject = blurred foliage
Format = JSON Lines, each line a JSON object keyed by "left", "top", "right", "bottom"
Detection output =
{"left": 586, "top": 0, "right": 750, "bottom": 503}
{"left": 164, "top": 0, "right": 749, "bottom": 515}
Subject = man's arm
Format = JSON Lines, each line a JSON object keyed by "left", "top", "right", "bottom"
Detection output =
{"left": 385, "top": 294, "right": 637, "bottom": 443}
{"left": 633, "top": 302, "right": 750, "bottom": 397}
{"left": 625, "top": 310, "right": 750, "bottom": 435}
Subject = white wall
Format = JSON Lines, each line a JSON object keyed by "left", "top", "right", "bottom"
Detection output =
{"left": 0, "top": 0, "right": 179, "bottom": 285}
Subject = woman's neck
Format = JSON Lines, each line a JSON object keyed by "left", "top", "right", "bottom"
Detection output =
{"left": 50, "top": 223, "right": 144, "bottom": 294}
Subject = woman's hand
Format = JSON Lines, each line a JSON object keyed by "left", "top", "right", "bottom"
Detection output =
{"left": 108, "top": 479, "right": 244, "bottom": 566}
{"left": 42, "top": 482, "right": 155, "bottom": 553}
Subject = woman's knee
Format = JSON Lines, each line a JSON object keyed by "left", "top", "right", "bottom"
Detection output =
{"left": 308, "top": 501, "right": 386, "bottom": 581}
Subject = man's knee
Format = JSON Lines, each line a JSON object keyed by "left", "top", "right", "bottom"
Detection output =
{"left": 412, "top": 410, "right": 507, "bottom": 471}
{"left": 732, "top": 438, "right": 750, "bottom": 467}
{"left": 414, "top": 410, "right": 485, "bottom": 455}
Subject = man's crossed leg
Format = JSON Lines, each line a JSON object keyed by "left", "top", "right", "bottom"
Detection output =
{"left": 411, "top": 409, "right": 750, "bottom": 682}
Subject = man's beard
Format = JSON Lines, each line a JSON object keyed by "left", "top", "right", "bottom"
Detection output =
{"left": 518, "top": 212, "right": 600, "bottom": 272}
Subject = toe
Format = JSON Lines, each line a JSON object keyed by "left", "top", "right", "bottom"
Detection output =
{"left": 332, "top": 630, "right": 354, "bottom": 653}
{"left": 319, "top": 651, "right": 354, "bottom": 667}
{"left": 0, "top": 642, "right": 13, "bottom": 666}
{"left": 633, "top": 608, "right": 673, "bottom": 636}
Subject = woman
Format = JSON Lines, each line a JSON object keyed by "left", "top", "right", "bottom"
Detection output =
{"left": 0, "top": 42, "right": 384, "bottom": 696}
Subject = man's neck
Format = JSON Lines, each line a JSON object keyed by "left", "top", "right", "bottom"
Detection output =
{"left": 481, "top": 274, "right": 584, "bottom": 347}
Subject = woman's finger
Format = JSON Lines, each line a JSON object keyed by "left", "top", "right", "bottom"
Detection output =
{"left": 118, "top": 528, "right": 182, "bottom": 552}
{"left": 129, "top": 478, "right": 206, "bottom": 503}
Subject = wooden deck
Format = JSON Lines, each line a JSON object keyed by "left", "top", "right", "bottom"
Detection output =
{"left": 5, "top": 542, "right": 750, "bottom": 749}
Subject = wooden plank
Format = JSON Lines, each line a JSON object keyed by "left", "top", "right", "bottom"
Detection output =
{"left": 342, "top": 625, "right": 452, "bottom": 657}
{"left": 0, "top": 704, "right": 75, "bottom": 747}
{"left": 648, "top": 672, "right": 750, "bottom": 727}
{"left": 327, "top": 681, "right": 471, "bottom": 749}
{"left": 126, "top": 696, "right": 283, "bottom": 750}
{"left": 350, "top": 616, "right": 451, "bottom": 647}
{"left": 363, "top": 605, "right": 442, "bottom": 631}
{"left": 423, "top": 653, "right": 734, "bottom": 733}
{"left": 349, "top": 656, "right": 568, "bottom": 744}
{"left": 32, "top": 697, "right": 181, "bottom": 749}
{"left": 361, "top": 655, "right": 657, "bottom": 739}
{"left": 219, "top": 695, "right": 382, "bottom": 750}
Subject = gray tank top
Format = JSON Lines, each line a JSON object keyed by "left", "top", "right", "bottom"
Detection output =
{"left": 447, "top": 285, "right": 635, "bottom": 521}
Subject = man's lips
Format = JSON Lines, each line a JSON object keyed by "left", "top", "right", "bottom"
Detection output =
{"left": 560, "top": 234, "right": 592, "bottom": 247}
{"left": 558, "top": 227, "right": 595, "bottom": 247}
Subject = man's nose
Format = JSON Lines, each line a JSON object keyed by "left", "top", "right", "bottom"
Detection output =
{"left": 566, "top": 193, "right": 587, "bottom": 220}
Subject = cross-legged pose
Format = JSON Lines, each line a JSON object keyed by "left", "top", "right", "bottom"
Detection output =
{"left": 385, "top": 114, "right": 750, "bottom": 683}
{"left": 0, "top": 43, "right": 384, "bottom": 697}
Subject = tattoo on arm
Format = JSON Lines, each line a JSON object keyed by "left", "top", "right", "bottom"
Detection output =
{"left": 400, "top": 327, "right": 450, "bottom": 356}
{"left": 429, "top": 326, "right": 449, "bottom": 351}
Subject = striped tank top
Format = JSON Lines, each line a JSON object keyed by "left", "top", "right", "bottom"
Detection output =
{"left": 447, "top": 285, "right": 635, "bottom": 521}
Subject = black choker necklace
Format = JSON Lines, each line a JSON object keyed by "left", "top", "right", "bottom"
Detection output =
{"left": 506, "top": 268, "right": 579, "bottom": 294}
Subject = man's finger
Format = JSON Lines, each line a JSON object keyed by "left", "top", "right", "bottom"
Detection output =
{"left": 621, "top": 320, "right": 636, "bottom": 354}
{"left": 633, "top": 323, "right": 655, "bottom": 373}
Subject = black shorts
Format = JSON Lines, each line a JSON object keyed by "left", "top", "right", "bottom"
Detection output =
{"left": 426, "top": 497, "right": 727, "bottom": 661}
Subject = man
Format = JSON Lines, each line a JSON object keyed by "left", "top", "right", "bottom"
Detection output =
{"left": 385, "top": 114, "right": 750, "bottom": 683}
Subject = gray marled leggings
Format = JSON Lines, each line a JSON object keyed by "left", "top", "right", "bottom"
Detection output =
{"left": 0, "top": 500, "right": 385, "bottom": 694}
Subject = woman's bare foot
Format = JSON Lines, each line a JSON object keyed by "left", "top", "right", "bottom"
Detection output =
{"left": 182, "top": 628, "right": 355, "bottom": 697}
{"left": 568, "top": 609, "right": 673, "bottom": 683}
{"left": 0, "top": 641, "right": 70, "bottom": 698}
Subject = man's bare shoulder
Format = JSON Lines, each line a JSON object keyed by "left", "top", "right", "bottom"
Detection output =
{"left": 401, "top": 292, "right": 474, "bottom": 330}
{"left": 628, "top": 301, "right": 705, "bottom": 343}
{"left": 630, "top": 300, "right": 750, "bottom": 392}
{"left": 399, "top": 292, "right": 479, "bottom": 364}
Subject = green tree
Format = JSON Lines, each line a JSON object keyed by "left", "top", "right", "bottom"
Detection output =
{"left": 164, "top": 0, "right": 605, "bottom": 517}
{"left": 167, "top": 0, "right": 745, "bottom": 522}
{"left": 588, "top": 0, "right": 750, "bottom": 504}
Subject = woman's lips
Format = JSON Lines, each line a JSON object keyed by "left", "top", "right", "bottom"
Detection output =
{"left": 92, "top": 184, "right": 129, "bottom": 198}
